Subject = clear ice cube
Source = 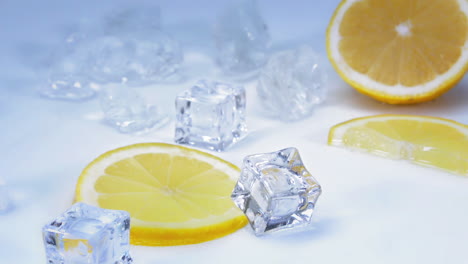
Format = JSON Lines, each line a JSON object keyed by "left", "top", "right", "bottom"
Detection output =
{"left": 213, "top": 0, "right": 270, "bottom": 76}
{"left": 88, "top": 33, "right": 182, "bottom": 86}
{"left": 257, "top": 46, "right": 328, "bottom": 121}
{"left": 175, "top": 79, "right": 247, "bottom": 151}
{"left": 42, "top": 203, "right": 132, "bottom": 264}
{"left": 231, "top": 147, "right": 322, "bottom": 235}
{"left": 100, "top": 86, "right": 169, "bottom": 134}
{"left": 39, "top": 37, "right": 96, "bottom": 101}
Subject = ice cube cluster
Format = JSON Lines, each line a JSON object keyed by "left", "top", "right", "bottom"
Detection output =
{"left": 38, "top": 5, "right": 182, "bottom": 100}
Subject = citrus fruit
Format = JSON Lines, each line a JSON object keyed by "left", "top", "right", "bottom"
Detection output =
{"left": 328, "top": 115, "right": 468, "bottom": 176}
{"left": 74, "top": 143, "right": 248, "bottom": 246}
{"left": 327, "top": 0, "right": 468, "bottom": 104}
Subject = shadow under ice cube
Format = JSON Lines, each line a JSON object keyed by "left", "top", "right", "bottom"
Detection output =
{"left": 42, "top": 203, "right": 132, "bottom": 264}
{"left": 231, "top": 147, "right": 322, "bottom": 236}
{"left": 175, "top": 80, "right": 247, "bottom": 151}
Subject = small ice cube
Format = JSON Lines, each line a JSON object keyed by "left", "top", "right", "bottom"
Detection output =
{"left": 175, "top": 79, "right": 247, "bottom": 151}
{"left": 213, "top": 0, "right": 270, "bottom": 76}
{"left": 42, "top": 203, "right": 132, "bottom": 264}
{"left": 257, "top": 46, "right": 328, "bottom": 121}
{"left": 231, "top": 147, "right": 322, "bottom": 235}
{"left": 100, "top": 86, "right": 169, "bottom": 134}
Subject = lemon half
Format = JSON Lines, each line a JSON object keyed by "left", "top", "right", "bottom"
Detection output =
{"left": 327, "top": 0, "right": 468, "bottom": 104}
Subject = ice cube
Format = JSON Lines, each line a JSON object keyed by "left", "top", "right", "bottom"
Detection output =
{"left": 213, "top": 0, "right": 270, "bottom": 76}
{"left": 175, "top": 79, "right": 247, "bottom": 151}
{"left": 100, "top": 86, "right": 169, "bottom": 134}
{"left": 42, "top": 203, "right": 132, "bottom": 264}
{"left": 39, "top": 38, "right": 96, "bottom": 101}
{"left": 231, "top": 147, "right": 322, "bottom": 235}
{"left": 88, "top": 33, "right": 182, "bottom": 86}
{"left": 257, "top": 46, "right": 328, "bottom": 121}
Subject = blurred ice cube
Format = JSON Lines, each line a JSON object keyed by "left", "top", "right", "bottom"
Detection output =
{"left": 38, "top": 37, "right": 96, "bottom": 101}
{"left": 88, "top": 33, "right": 182, "bottom": 86}
{"left": 214, "top": 0, "right": 271, "bottom": 77}
{"left": 100, "top": 85, "right": 169, "bottom": 134}
{"left": 257, "top": 46, "right": 328, "bottom": 121}
{"left": 38, "top": 5, "right": 182, "bottom": 98}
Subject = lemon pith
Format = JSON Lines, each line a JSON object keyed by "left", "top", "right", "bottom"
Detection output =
{"left": 328, "top": 115, "right": 468, "bottom": 176}
{"left": 327, "top": 0, "right": 468, "bottom": 104}
{"left": 74, "top": 143, "right": 248, "bottom": 246}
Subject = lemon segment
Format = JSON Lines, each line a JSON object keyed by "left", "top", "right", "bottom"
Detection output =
{"left": 327, "top": 0, "right": 468, "bottom": 104}
{"left": 328, "top": 115, "right": 468, "bottom": 176}
{"left": 74, "top": 143, "right": 247, "bottom": 246}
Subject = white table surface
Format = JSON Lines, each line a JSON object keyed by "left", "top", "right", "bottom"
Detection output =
{"left": 1, "top": 1, "right": 468, "bottom": 263}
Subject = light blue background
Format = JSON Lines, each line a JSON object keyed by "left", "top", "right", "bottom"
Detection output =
{"left": 1, "top": 1, "right": 468, "bottom": 263}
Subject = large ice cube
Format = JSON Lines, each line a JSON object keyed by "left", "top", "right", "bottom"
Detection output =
{"left": 42, "top": 203, "right": 132, "bottom": 264}
{"left": 213, "top": 0, "right": 270, "bottom": 76}
{"left": 175, "top": 80, "right": 247, "bottom": 151}
{"left": 231, "top": 147, "right": 322, "bottom": 235}
{"left": 257, "top": 46, "right": 328, "bottom": 121}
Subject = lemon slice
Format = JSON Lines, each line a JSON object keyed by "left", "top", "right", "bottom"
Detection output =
{"left": 328, "top": 115, "right": 468, "bottom": 176}
{"left": 74, "top": 143, "right": 247, "bottom": 246}
{"left": 327, "top": 0, "right": 468, "bottom": 104}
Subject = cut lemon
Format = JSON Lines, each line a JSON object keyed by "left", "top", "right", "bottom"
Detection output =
{"left": 328, "top": 115, "right": 468, "bottom": 176}
{"left": 327, "top": 0, "right": 468, "bottom": 104}
{"left": 74, "top": 143, "right": 247, "bottom": 246}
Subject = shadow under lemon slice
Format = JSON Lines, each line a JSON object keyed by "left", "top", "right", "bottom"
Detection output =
{"left": 74, "top": 143, "right": 247, "bottom": 246}
{"left": 328, "top": 115, "right": 468, "bottom": 176}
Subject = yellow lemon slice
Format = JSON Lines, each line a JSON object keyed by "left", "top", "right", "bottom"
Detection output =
{"left": 327, "top": 0, "right": 468, "bottom": 104}
{"left": 74, "top": 143, "right": 247, "bottom": 246}
{"left": 328, "top": 115, "right": 468, "bottom": 176}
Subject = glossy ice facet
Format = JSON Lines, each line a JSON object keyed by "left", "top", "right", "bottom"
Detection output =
{"left": 213, "top": 0, "right": 270, "bottom": 76}
{"left": 231, "top": 147, "right": 322, "bottom": 235}
{"left": 100, "top": 86, "right": 169, "bottom": 134}
{"left": 257, "top": 46, "right": 328, "bottom": 121}
{"left": 175, "top": 80, "right": 247, "bottom": 151}
{"left": 42, "top": 203, "right": 132, "bottom": 264}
